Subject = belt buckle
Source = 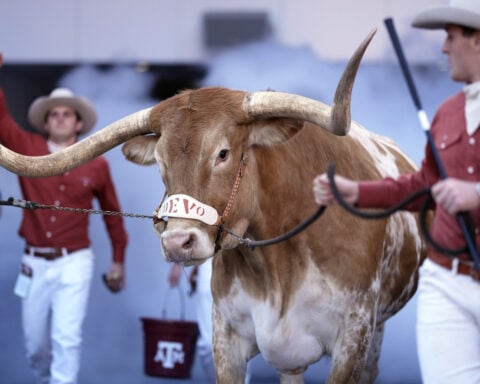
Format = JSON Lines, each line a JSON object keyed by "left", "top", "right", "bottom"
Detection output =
{"left": 44, "top": 251, "right": 59, "bottom": 260}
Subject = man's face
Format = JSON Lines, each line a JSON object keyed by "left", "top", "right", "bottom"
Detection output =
{"left": 443, "top": 25, "right": 480, "bottom": 84}
{"left": 44, "top": 105, "right": 83, "bottom": 142}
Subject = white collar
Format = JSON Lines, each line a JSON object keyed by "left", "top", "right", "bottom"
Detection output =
{"left": 47, "top": 140, "right": 67, "bottom": 153}
{"left": 463, "top": 82, "right": 480, "bottom": 135}
{"left": 463, "top": 81, "right": 480, "bottom": 99}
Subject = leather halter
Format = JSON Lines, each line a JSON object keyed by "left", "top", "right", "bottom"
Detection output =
{"left": 155, "top": 152, "right": 325, "bottom": 251}
{"left": 153, "top": 153, "right": 248, "bottom": 234}
{"left": 213, "top": 152, "right": 248, "bottom": 250}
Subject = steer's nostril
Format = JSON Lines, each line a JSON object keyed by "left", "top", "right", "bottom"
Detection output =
{"left": 162, "top": 231, "right": 198, "bottom": 255}
{"left": 160, "top": 229, "right": 213, "bottom": 263}
{"left": 182, "top": 233, "right": 196, "bottom": 250}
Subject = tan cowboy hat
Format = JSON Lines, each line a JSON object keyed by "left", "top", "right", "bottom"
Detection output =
{"left": 412, "top": 0, "right": 480, "bottom": 30}
{"left": 28, "top": 88, "right": 97, "bottom": 135}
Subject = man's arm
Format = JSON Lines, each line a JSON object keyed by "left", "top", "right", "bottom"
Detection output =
{"left": 96, "top": 159, "right": 128, "bottom": 293}
{"left": 0, "top": 53, "right": 41, "bottom": 151}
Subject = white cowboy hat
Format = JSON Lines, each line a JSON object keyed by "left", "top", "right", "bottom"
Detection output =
{"left": 412, "top": 0, "right": 480, "bottom": 30}
{"left": 28, "top": 88, "right": 97, "bottom": 135}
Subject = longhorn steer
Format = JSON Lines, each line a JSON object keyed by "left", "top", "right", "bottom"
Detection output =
{"left": 0, "top": 30, "right": 426, "bottom": 383}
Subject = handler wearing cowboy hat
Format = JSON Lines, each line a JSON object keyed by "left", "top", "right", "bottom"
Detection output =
{"left": 0, "top": 53, "right": 128, "bottom": 384}
{"left": 313, "top": 1, "right": 480, "bottom": 383}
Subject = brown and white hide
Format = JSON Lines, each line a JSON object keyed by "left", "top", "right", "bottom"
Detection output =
{"left": 122, "top": 87, "right": 426, "bottom": 384}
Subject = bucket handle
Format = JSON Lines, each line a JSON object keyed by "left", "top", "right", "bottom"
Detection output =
{"left": 161, "top": 284, "right": 186, "bottom": 320}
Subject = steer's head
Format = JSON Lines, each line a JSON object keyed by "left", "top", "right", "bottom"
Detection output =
{"left": 0, "top": 30, "right": 375, "bottom": 266}
{"left": 122, "top": 89, "right": 259, "bottom": 264}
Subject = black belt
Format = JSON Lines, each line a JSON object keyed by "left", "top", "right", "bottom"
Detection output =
{"left": 24, "top": 246, "right": 77, "bottom": 261}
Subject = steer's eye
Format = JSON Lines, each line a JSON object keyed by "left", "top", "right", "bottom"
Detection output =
{"left": 215, "top": 149, "right": 229, "bottom": 165}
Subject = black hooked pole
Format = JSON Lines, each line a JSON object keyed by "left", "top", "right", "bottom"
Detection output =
{"left": 384, "top": 17, "right": 480, "bottom": 272}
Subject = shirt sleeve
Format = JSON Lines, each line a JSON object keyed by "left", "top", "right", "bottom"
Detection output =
{"left": 0, "top": 89, "right": 23, "bottom": 147}
{"left": 0, "top": 89, "right": 45, "bottom": 152}
{"left": 95, "top": 158, "right": 128, "bottom": 263}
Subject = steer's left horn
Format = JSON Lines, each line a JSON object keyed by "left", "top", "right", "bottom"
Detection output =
{"left": 242, "top": 29, "right": 376, "bottom": 136}
{"left": 0, "top": 107, "right": 153, "bottom": 177}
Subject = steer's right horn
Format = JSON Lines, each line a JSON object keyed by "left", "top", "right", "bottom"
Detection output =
{"left": 242, "top": 29, "right": 376, "bottom": 136}
{"left": 0, "top": 107, "right": 153, "bottom": 177}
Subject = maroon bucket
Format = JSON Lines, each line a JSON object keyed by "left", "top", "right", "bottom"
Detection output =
{"left": 140, "top": 287, "right": 199, "bottom": 378}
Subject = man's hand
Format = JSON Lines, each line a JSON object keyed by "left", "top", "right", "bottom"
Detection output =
{"left": 0, "top": 52, "right": 3, "bottom": 68}
{"left": 432, "top": 178, "right": 480, "bottom": 215}
{"left": 103, "top": 262, "right": 125, "bottom": 293}
{"left": 312, "top": 173, "right": 359, "bottom": 206}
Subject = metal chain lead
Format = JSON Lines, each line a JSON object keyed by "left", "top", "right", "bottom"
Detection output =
{"left": 0, "top": 197, "right": 154, "bottom": 220}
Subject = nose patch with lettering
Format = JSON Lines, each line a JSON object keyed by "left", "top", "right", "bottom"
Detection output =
{"left": 157, "top": 194, "right": 220, "bottom": 225}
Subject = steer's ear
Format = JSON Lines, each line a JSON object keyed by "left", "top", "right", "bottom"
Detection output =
{"left": 122, "top": 135, "right": 159, "bottom": 165}
{"left": 248, "top": 119, "right": 304, "bottom": 147}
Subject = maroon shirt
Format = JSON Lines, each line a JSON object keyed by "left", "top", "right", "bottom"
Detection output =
{"left": 0, "top": 90, "right": 128, "bottom": 263}
{"left": 358, "top": 91, "right": 480, "bottom": 262}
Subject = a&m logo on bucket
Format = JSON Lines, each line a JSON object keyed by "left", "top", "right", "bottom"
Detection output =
{"left": 154, "top": 341, "right": 185, "bottom": 368}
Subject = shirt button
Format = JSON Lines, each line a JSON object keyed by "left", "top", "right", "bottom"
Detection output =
{"left": 46, "top": 231, "right": 52, "bottom": 238}
{"left": 50, "top": 216, "right": 56, "bottom": 223}
{"left": 469, "top": 137, "right": 476, "bottom": 145}
{"left": 440, "top": 142, "right": 446, "bottom": 149}
{"left": 59, "top": 185, "right": 66, "bottom": 191}
{"left": 54, "top": 200, "right": 60, "bottom": 206}
{"left": 467, "top": 166, "right": 475, "bottom": 174}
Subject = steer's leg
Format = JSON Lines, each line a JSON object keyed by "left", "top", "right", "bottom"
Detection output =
{"left": 327, "top": 305, "right": 375, "bottom": 384}
{"left": 358, "top": 322, "right": 384, "bottom": 384}
{"left": 212, "top": 304, "right": 249, "bottom": 384}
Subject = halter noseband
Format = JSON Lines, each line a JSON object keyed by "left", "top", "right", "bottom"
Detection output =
{"left": 154, "top": 153, "right": 249, "bottom": 248}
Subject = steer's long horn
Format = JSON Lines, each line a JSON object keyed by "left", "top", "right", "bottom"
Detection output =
{"left": 0, "top": 107, "right": 153, "bottom": 177}
{"left": 242, "top": 29, "right": 376, "bottom": 136}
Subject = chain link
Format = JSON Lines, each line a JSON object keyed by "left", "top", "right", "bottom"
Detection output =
{"left": 1, "top": 197, "right": 154, "bottom": 220}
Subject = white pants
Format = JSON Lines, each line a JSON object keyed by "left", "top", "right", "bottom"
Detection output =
{"left": 195, "top": 258, "right": 215, "bottom": 383}
{"left": 417, "top": 258, "right": 480, "bottom": 384}
{"left": 21, "top": 249, "right": 94, "bottom": 384}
